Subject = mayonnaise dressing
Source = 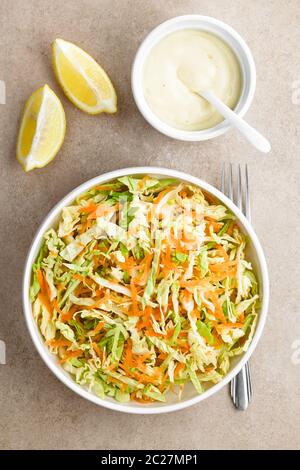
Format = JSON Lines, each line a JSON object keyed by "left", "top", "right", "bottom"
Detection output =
{"left": 143, "top": 30, "right": 242, "bottom": 131}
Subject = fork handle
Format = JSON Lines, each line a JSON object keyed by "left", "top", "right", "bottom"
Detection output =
{"left": 231, "top": 362, "right": 252, "bottom": 410}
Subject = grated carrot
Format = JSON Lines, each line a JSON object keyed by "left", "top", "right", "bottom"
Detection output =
{"left": 59, "top": 349, "right": 82, "bottom": 364}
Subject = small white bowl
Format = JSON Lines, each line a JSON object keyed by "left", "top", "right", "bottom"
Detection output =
{"left": 132, "top": 15, "right": 256, "bottom": 141}
{"left": 23, "top": 167, "right": 269, "bottom": 414}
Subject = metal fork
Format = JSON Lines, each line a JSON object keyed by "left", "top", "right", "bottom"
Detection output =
{"left": 221, "top": 163, "right": 252, "bottom": 410}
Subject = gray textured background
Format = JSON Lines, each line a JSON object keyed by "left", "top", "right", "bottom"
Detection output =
{"left": 0, "top": 0, "right": 299, "bottom": 450}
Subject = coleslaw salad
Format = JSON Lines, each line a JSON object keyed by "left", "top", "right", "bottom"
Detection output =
{"left": 28, "top": 171, "right": 262, "bottom": 406}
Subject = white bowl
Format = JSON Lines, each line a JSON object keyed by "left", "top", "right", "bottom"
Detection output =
{"left": 23, "top": 167, "right": 269, "bottom": 414}
{"left": 132, "top": 15, "right": 256, "bottom": 141}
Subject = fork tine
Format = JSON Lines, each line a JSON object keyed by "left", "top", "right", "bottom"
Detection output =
{"left": 245, "top": 164, "right": 251, "bottom": 222}
{"left": 221, "top": 162, "right": 225, "bottom": 193}
{"left": 228, "top": 163, "right": 233, "bottom": 200}
{"left": 237, "top": 164, "right": 242, "bottom": 211}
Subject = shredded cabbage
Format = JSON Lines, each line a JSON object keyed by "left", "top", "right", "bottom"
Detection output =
{"left": 30, "top": 177, "right": 259, "bottom": 403}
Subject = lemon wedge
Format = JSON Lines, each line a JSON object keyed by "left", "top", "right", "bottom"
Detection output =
{"left": 16, "top": 84, "right": 66, "bottom": 172}
{"left": 52, "top": 38, "right": 117, "bottom": 114}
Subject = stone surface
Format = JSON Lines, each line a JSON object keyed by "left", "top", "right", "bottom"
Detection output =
{"left": 0, "top": 0, "right": 299, "bottom": 450}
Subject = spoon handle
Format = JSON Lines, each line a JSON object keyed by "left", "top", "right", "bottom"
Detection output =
{"left": 202, "top": 89, "right": 271, "bottom": 154}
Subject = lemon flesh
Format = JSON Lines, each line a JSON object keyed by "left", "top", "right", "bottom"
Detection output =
{"left": 52, "top": 39, "right": 117, "bottom": 114}
{"left": 16, "top": 85, "right": 66, "bottom": 172}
